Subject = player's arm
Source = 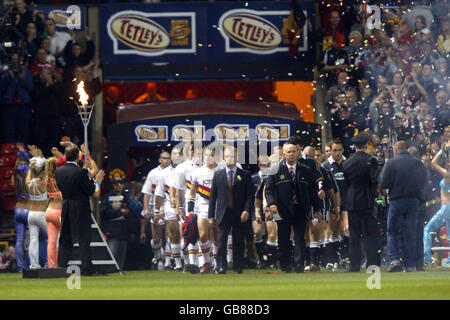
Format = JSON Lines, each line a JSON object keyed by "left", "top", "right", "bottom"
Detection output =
{"left": 187, "top": 182, "right": 197, "bottom": 216}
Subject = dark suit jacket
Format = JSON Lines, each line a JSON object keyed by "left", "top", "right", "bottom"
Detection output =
{"left": 342, "top": 151, "right": 379, "bottom": 211}
{"left": 208, "top": 167, "right": 255, "bottom": 225}
{"left": 265, "top": 159, "right": 321, "bottom": 221}
{"left": 55, "top": 162, "right": 95, "bottom": 227}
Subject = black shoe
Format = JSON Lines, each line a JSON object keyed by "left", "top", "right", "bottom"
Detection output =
{"left": 234, "top": 269, "right": 243, "bottom": 274}
{"left": 255, "top": 261, "right": 264, "bottom": 269}
{"left": 295, "top": 265, "right": 304, "bottom": 273}
{"left": 215, "top": 268, "right": 226, "bottom": 275}
{"left": 416, "top": 266, "right": 426, "bottom": 271}
{"left": 190, "top": 265, "right": 200, "bottom": 274}
{"left": 282, "top": 268, "right": 292, "bottom": 273}
{"left": 82, "top": 271, "right": 107, "bottom": 277}
{"left": 184, "top": 264, "right": 192, "bottom": 273}
{"left": 387, "top": 261, "right": 403, "bottom": 272}
{"left": 174, "top": 267, "right": 183, "bottom": 272}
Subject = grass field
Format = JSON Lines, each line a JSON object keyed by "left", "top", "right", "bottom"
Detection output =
{"left": 1, "top": 268, "right": 450, "bottom": 300}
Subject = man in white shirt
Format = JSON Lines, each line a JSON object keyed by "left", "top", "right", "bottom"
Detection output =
{"left": 140, "top": 151, "right": 171, "bottom": 270}
{"left": 45, "top": 19, "right": 71, "bottom": 67}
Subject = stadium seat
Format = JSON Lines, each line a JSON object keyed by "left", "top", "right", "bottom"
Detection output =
{"left": 0, "top": 167, "right": 14, "bottom": 179}
{"left": 0, "top": 155, "right": 17, "bottom": 167}
{"left": 0, "top": 179, "right": 14, "bottom": 193}
{"left": 1, "top": 195, "right": 16, "bottom": 213}
{"left": 1, "top": 143, "right": 23, "bottom": 155}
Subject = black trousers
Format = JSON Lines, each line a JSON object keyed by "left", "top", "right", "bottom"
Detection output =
{"left": 416, "top": 206, "right": 425, "bottom": 268}
{"left": 276, "top": 206, "right": 307, "bottom": 271}
{"left": 348, "top": 209, "right": 380, "bottom": 271}
{"left": 216, "top": 208, "right": 247, "bottom": 272}
{"left": 58, "top": 207, "right": 93, "bottom": 273}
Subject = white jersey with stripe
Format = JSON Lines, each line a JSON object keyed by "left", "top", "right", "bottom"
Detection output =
{"left": 190, "top": 165, "right": 220, "bottom": 216}
{"left": 142, "top": 165, "right": 164, "bottom": 209}
{"left": 175, "top": 159, "right": 201, "bottom": 209}
{"left": 154, "top": 166, "right": 176, "bottom": 216}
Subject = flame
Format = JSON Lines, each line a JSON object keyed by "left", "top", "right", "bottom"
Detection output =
{"left": 76, "top": 81, "right": 89, "bottom": 107}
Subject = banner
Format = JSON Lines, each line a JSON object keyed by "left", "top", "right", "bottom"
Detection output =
{"left": 100, "top": 1, "right": 315, "bottom": 81}
{"left": 130, "top": 118, "right": 295, "bottom": 147}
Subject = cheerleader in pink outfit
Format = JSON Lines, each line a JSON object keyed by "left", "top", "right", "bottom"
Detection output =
{"left": 45, "top": 157, "right": 62, "bottom": 268}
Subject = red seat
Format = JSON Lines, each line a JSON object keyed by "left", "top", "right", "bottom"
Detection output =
{"left": 0, "top": 179, "right": 13, "bottom": 192}
{"left": 1, "top": 195, "right": 16, "bottom": 212}
{"left": 1, "top": 143, "right": 23, "bottom": 156}
{"left": 0, "top": 155, "right": 17, "bottom": 167}
{"left": 0, "top": 167, "right": 14, "bottom": 178}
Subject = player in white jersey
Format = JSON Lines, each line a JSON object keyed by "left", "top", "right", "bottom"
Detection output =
{"left": 141, "top": 151, "right": 171, "bottom": 270}
{"left": 175, "top": 143, "right": 204, "bottom": 273}
{"left": 188, "top": 146, "right": 220, "bottom": 274}
{"left": 154, "top": 147, "right": 184, "bottom": 271}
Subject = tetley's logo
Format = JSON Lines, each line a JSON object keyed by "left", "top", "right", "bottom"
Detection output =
{"left": 219, "top": 9, "right": 284, "bottom": 54}
{"left": 110, "top": 14, "right": 170, "bottom": 52}
{"left": 107, "top": 10, "right": 196, "bottom": 56}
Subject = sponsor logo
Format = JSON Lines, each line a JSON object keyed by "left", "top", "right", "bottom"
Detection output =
{"left": 221, "top": 12, "right": 282, "bottom": 50}
{"left": 109, "top": 168, "right": 125, "bottom": 183}
{"left": 135, "top": 125, "right": 168, "bottom": 142}
{"left": 107, "top": 11, "right": 196, "bottom": 56}
{"left": 256, "top": 124, "right": 290, "bottom": 140}
{"left": 172, "top": 125, "right": 204, "bottom": 141}
{"left": 214, "top": 124, "right": 249, "bottom": 141}
{"left": 110, "top": 14, "right": 170, "bottom": 52}
{"left": 49, "top": 5, "right": 82, "bottom": 30}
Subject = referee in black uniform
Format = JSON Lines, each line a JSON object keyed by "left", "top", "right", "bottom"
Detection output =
{"left": 342, "top": 133, "right": 380, "bottom": 272}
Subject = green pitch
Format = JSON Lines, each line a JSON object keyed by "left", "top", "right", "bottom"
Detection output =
{"left": 1, "top": 268, "right": 450, "bottom": 300}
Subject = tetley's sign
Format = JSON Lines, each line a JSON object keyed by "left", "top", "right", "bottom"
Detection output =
{"left": 219, "top": 9, "right": 306, "bottom": 55}
{"left": 107, "top": 10, "right": 196, "bottom": 56}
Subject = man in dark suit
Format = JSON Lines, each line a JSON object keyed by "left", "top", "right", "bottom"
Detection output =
{"left": 56, "top": 144, "right": 96, "bottom": 275}
{"left": 265, "top": 143, "right": 322, "bottom": 273}
{"left": 342, "top": 133, "right": 380, "bottom": 272}
{"left": 208, "top": 147, "right": 255, "bottom": 274}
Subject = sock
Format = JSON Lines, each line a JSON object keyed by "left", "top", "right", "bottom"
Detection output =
{"left": 227, "top": 235, "right": 233, "bottom": 264}
{"left": 164, "top": 241, "right": 172, "bottom": 267}
{"left": 266, "top": 241, "right": 277, "bottom": 266}
{"left": 255, "top": 239, "right": 265, "bottom": 264}
{"left": 188, "top": 243, "right": 198, "bottom": 266}
{"left": 171, "top": 242, "right": 182, "bottom": 268}
{"left": 200, "top": 240, "right": 211, "bottom": 264}
{"left": 151, "top": 240, "right": 162, "bottom": 261}
{"left": 310, "top": 246, "right": 320, "bottom": 266}
{"left": 212, "top": 244, "right": 218, "bottom": 268}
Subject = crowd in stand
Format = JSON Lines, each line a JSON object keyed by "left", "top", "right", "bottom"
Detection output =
{"left": 0, "top": 0, "right": 100, "bottom": 156}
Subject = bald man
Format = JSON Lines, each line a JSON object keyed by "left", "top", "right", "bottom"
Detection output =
{"left": 380, "top": 141, "right": 428, "bottom": 272}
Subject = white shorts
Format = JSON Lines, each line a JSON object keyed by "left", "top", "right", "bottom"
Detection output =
{"left": 197, "top": 211, "right": 209, "bottom": 221}
{"left": 164, "top": 210, "right": 177, "bottom": 221}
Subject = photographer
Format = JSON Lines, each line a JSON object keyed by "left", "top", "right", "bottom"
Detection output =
{"left": 100, "top": 177, "right": 130, "bottom": 271}
{"left": 0, "top": 52, "right": 33, "bottom": 144}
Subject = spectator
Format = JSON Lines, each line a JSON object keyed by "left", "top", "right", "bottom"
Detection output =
{"left": 0, "top": 246, "right": 16, "bottom": 273}
{"left": 24, "top": 22, "right": 40, "bottom": 62}
{"left": 64, "top": 28, "right": 95, "bottom": 74}
{"left": 29, "top": 48, "right": 62, "bottom": 81}
{"left": 437, "top": 17, "right": 450, "bottom": 56}
{"left": 100, "top": 177, "right": 129, "bottom": 271}
{"left": 379, "top": 141, "right": 428, "bottom": 272}
{"left": 416, "top": 113, "right": 441, "bottom": 146}
{"left": 134, "top": 82, "right": 166, "bottom": 103}
{"left": 39, "top": 37, "right": 56, "bottom": 66}
{"left": 12, "top": 0, "right": 45, "bottom": 38}
{"left": 0, "top": 53, "right": 34, "bottom": 144}
{"left": 321, "top": 32, "right": 350, "bottom": 88}
{"left": 325, "top": 72, "right": 350, "bottom": 107}
{"left": 31, "top": 68, "right": 61, "bottom": 156}
{"left": 44, "top": 19, "right": 71, "bottom": 68}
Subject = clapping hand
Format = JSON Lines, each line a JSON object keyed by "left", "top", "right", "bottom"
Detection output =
{"left": 94, "top": 169, "right": 105, "bottom": 184}
{"left": 60, "top": 136, "right": 72, "bottom": 148}
{"left": 51, "top": 147, "right": 64, "bottom": 158}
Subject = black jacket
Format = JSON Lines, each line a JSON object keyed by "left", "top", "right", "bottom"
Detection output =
{"left": 100, "top": 193, "right": 129, "bottom": 240}
{"left": 342, "top": 151, "right": 379, "bottom": 210}
{"left": 55, "top": 162, "right": 95, "bottom": 230}
{"left": 208, "top": 167, "right": 254, "bottom": 225}
{"left": 265, "top": 159, "right": 321, "bottom": 221}
{"left": 379, "top": 151, "right": 428, "bottom": 202}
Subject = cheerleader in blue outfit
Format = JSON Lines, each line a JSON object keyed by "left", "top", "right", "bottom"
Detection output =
{"left": 12, "top": 145, "right": 31, "bottom": 272}
{"left": 424, "top": 145, "right": 450, "bottom": 267}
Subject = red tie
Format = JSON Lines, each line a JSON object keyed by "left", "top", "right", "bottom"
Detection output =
{"left": 227, "top": 170, "right": 233, "bottom": 208}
